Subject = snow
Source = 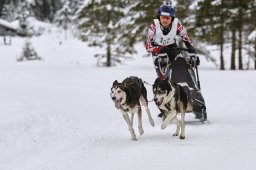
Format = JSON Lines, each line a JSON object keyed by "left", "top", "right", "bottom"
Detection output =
{"left": 0, "top": 19, "right": 18, "bottom": 30}
{"left": 0, "top": 29, "right": 256, "bottom": 170}
{"left": 248, "top": 30, "right": 256, "bottom": 41}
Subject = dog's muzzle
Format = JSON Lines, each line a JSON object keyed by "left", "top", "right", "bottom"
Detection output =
{"left": 112, "top": 98, "right": 122, "bottom": 109}
{"left": 154, "top": 97, "right": 163, "bottom": 106}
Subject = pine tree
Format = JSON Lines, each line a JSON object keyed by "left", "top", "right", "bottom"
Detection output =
{"left": 196, "top": 0, "right": 227, "bottom": 70}
{"left": 245, "top": 0, "right": 256, "bottom": 69}
{"left": 254, "top": 18, "right": 256, "bottom": 70}
{"left": 30, "top": 0, "right": 62, "bottom": 22}
{"left": 55, "top": 2, "right": 73, "bottom": 40}
{"left": 227, "top": 0, "right": 239, "bottom": 70}
{"left": 77, "top": 0, "right": 132, "bottom": 67}
{"left": 124, "top": 0, "right": 162, "bottom": 42}
{"left": 17, "top": 1, "right": 31, "bottom": 36}
{"left": 250, "top": 0, "right": 256, "bottom": 70}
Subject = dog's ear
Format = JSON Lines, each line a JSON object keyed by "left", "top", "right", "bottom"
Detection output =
{"left": 164, "top": 79, "right": 172, "bottom": 87}
{"left": 154, "top": 77, "right": 160, "bottom": 84}
{"left": 171, "top": 82, "right": 178, "bottom": 87}
{"left": 113, "top": 80, "right": 118, "bottom": 86}
{"left": 153, "top": 78, "right": 159, "bottom": 88}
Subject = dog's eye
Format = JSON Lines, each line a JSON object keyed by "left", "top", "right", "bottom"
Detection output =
{"left": 159, "top": 90, "right": 165, "bottom": 94}
{"left": 117, "top": 90, "right": 121, "bottom": 93}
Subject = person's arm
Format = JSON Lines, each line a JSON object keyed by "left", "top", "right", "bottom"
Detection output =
{"left": 146, "top": 21, "right": 157, "bottom": 53}
{"left": 176, "top": 20, "right": 195, "bottom": 52}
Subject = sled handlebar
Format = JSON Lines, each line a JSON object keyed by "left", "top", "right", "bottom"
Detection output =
{"left": 176, "top": 48, "right": 196, "bottom": 54}
{"left": 176, "top": 48, "right": 190, "bottom": 51}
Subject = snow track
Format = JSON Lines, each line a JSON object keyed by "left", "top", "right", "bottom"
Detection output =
{"left": 0, "top": 35, "right": 256, "bottom": 170}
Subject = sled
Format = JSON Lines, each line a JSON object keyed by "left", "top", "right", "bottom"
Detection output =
{"left": 154, "top": 47, "right": 207, "bottom": 121}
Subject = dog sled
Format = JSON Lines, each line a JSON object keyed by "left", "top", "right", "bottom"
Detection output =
{"left": 153, "top": 47, "right": 207, "bottom": 121}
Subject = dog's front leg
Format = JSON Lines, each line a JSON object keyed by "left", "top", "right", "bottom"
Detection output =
{"left": 121, "top": 110, "right": 137, "bottom": 140}
{"left": 161, "top": 111, "right": 177, "bottom": 130}
{"left": 137, "top": 109, "right": 144, "bottom": 135}
{"left": 130, "top": 113, "right": 134, "bottom": 127}
{"left": 172, "top": 118, "right": 181, "bottom": 137}
{"left": 140, "top": 98, "right": 155, "bottom": 127}
{"left": 180, "top": 112, "right": 185, "bottom": 139}
{"left": 145, "top": 107, "right": 155, "bottom": 127}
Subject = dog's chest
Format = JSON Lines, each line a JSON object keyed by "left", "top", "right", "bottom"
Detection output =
{"left": 121, "top": 104, "right": 139, "bottom": 113}
{"left": 159, "top": 98, "right": 176, "bottom": 111}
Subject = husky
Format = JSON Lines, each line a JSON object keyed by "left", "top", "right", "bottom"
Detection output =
{"left": 110, "top": 76, "right": 155, "bottom": 140}
{"left": 153, "top": 78, "right": 193, "bottom": 139}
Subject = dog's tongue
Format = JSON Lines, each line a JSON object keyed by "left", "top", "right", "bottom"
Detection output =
{"left": 115, "top": 100, "right": 121, "bottom": 109}
{"left": 155, "top": 98, "right": 163, "bottom": 106}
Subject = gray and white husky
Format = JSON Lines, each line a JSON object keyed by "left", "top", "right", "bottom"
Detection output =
{"left": 153, "top": 78, "right": 193, "bottom": 139}
{"left": 110, "top": 76, "right": 155, "bottom": 140}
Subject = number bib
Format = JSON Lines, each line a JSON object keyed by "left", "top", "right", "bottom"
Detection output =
{"left": 153, "top": 18, "right": 178, "bottom": 46}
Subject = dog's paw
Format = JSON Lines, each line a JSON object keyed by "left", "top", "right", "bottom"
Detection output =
{"left": 150, "top": 119, "right": 155, "bottom": 127}
{"left": 173, "top": 133, "right": 179, "bottom": 136}
{"left": 179, "top": 135, "right": 185, "bottom": 140}
{"left": 161, "top": 123, "right": 167, "bottom": 130}
{"left": 139, "top": 128, "right": 144, "bottom": 135}
{"left": 131, "top": 136, "right": 137, "bottom": 141}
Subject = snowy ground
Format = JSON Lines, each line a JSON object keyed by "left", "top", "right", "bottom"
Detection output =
{"left": 0, "top": 31, "right": 256, "bottom": 170}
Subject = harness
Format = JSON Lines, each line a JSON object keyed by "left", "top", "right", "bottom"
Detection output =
{"left": 124, "top": 76, "right": 143, "bottom": 88}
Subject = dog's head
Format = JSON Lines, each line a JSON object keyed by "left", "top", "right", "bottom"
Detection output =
{"left": 110, "top": 80, "right": 127, "bottom": 109}
{"left": 152, "top": 78, "right": 173, "bottom": 106}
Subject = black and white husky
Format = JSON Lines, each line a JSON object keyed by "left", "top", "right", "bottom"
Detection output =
{"left": 153, "top": 78, "right": 193, "bottom": 139}
{"left": 110, "top": 76, "right": 155, "bottom": 140}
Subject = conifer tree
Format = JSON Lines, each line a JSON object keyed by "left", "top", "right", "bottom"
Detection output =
{"left": 30, "top": 0, "right": 62, "bottom": 22}
{"left": 77, "top": 0, "right": 132, "bottom": 67}
{"left": 247, "top": 0, "right": 256, "bottom": 69}
{"left": 124, "top": 0, "right": 162, "bottom": 42}
{"left": 196, "top": 0, "right": 229, "bottom": 70}
{"left": 55, "top": 2, "right": 72, "bottom": 40}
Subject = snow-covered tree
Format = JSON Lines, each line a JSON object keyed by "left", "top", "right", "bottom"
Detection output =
{"left": 55, "top": 2, "right": 72, "bottom": 40}
{"left": 30, "top": 0, "right": 62, "bottom": 22}
{"left": 247, "top": 0, "right": 256, "bottom": 69}
{"left": 17, "top": 40, "right": 41, "bottom": 61}
{"left": 0, "top": 1, "right": 17, "bottom": 21}
{"left": 195, "top": 0, "right": 230, "bottom": 70}
{"left": 77, "top": 0, "right": 133, "bottom": 67}
{"left": 17, "top": 1, "right": 31, "bottom": 36}
{"left": 125, "top": 0, "right": 162, "bottom": 42}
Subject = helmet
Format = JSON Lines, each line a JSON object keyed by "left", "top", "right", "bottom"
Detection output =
{"left": 157, "top": 1, "right": 175, "bottom": 17}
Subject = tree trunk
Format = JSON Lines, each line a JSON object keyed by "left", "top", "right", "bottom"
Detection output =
{"left": 106, "top": 41, "right": 111, "bottom": 67}
{"left": 238, "top": 27, "right": 243, "bottom": 70}
{"left": 230, "top": 27, "right": 236, "bottom": 70}
{"left": 220, "top": 42, "right": 225, "bottom": 70}
{"left": 219, "top": 0, "right": 225, "bottom": 70}
{"left": 238, "top": 7, "right": 243, "bottom": 70}
{"left": 220, "top": 21, "right": 225, "bottom": 69}
{"left": 255, "top": 37, "right": 256, "bottom": 70}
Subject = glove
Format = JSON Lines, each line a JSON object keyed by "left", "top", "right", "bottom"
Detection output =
{"left": 152, "top": 47, "right": 161, "bottom": 56}
{"left": 196, "top": 56, "right": 200, "bottom": 66}
{"left": 189, "top": 55, "right": 200, "bottom": 66}
{"left": 187, "top": 47, "right": 196, "bottom": 54}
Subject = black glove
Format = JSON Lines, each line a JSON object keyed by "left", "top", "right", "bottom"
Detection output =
{"left": 189, "top": 55, "right": 200, "bottom": 66}
{"left": 196, "top": 56, "right": 200, "bottom": 66}
{"left": 187, "top": 47, "right": 196, "bottom": 54}
{"left": 160, "top": 47, "right": 180, "bottom": 61}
